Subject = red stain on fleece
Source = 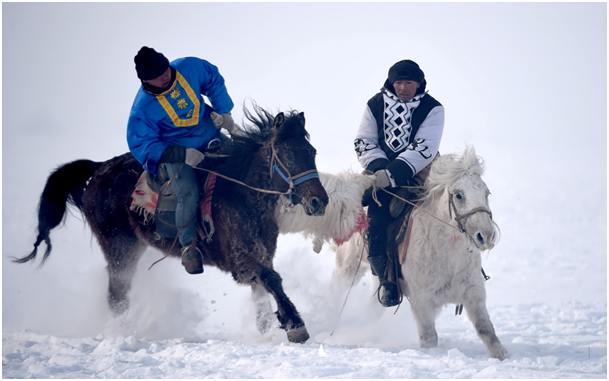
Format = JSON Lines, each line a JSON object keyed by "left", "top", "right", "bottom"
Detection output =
{"left": 449, "top": 234, "right": 463, "bottom": 247}
{"left": 334, "top": 208, "right": 369, "bottom": 246}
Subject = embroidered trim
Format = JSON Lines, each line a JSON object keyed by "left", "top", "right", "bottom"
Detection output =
{"left": 156, "top": 72, "right": 200, "bottom": 127}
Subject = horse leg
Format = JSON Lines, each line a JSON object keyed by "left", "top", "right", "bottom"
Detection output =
{"left": 256, "top": 265, "right": 309, "bottom": 343}
{"left": 250, "top": 283, "right": 274, "bottom": 335}
{"left": 332, "top": 234, "right": 368, "bottom": 294}
{"left": 229, "top": 248, "right": 308, "bottom": 343}
{"left": 99, "top": 234, "right": 146, "bottom": 316}
{"left": 463, "top": 286, "right": 509, "bottom": 360}
{"left": 409, "top": 296, "right": 440, "bottom": 348}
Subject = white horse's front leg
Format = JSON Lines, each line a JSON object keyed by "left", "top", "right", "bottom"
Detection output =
{"left": 463, "top": 286, "right": 509, "bottom": 360}
{"left": 409, "top": 296, "right": 440, "bottom": 348}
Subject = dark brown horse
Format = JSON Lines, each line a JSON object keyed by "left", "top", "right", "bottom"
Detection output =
{"left": 13, "top": 107, "right": 328, "bottom": 343}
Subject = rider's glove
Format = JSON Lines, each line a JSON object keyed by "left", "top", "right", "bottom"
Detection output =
{"left": 374, "top": 169, "right": 396, "bottom": 189}
{"left": 185, "top": 148, "right": 205, "bottom": 167}
{"left": 211, "top": 112, "right": 241, "bottom": 135}
{"left": 219, "top": 113, "right": 240, "bottom": 134}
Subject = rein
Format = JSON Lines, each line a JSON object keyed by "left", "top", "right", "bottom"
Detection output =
{"left": 194, "top": 141, "right": 319, "bottom": 199}
{"left": 378, "top": 187, "right": 462, "bottom": 232}
{"left": 379, "top": 187, "right": 492, "bottom": 236}
{"left": 194, "top": 166, "right": 288, "bottom": 195}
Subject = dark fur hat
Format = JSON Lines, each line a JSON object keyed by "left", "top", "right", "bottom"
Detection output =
{"left": 384, "top": 59, "right": 427, "bottom": 95}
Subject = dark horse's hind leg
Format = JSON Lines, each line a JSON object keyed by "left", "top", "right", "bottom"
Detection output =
{"left": 99, "top": 233, "right": 147, "bottom": 315}
{"left": 82, "top": 153, "right": 149, "bottom": 316}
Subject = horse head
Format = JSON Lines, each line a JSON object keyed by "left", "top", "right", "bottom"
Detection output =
{"left": 426, "top": 147, "right": 499, "bottom": 251}
{"left": 269, "top": 111, "right": 328, "bottom": 216}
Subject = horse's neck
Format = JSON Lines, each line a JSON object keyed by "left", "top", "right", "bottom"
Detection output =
{"left": 421, "top": 190, "right": 451, "bottom": 222}
{"left": 233, "top": 146, "right": 277, "bottom": 203}
{"left": 249, "top": 146, "right": 275, "bottom": 189}
{"left": 418, "top": 189, "right": 480, "bottom": 256}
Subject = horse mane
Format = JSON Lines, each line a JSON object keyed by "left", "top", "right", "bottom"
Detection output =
{"left": 238, "top": 105, "right": 309, "bottom": 143}
{"left": 210, "top": 105, "right": 308, "bottom": 192}
{"left": 423, "top": 146, "right": 486, "bottom": 204}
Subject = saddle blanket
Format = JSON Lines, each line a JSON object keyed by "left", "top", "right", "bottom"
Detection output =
{"left": 130, "top": 172, "right": 157, "bottom": 224}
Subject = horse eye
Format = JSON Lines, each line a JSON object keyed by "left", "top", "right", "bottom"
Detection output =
{"left": 455, "top": 193, "right": 463, "bottom": 200}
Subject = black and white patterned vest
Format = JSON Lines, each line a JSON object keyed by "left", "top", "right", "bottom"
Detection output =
{"left": 367, "top": 90, "right": 442, "bottom": 162}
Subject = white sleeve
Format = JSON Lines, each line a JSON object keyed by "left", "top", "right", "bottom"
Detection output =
{"left": 354, "top": 105, "right": 389, "bottom": 169}
{"left": 395, "top": 105, "right": 445, "bottom": 174}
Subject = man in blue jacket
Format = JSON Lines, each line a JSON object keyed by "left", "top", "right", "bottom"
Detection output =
{"left": 127, "top": 46, "right": 236, "bottom": 275}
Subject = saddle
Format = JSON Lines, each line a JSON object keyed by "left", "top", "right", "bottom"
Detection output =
{"left": 130, "top": 165, "right": 216, "bottom": 243}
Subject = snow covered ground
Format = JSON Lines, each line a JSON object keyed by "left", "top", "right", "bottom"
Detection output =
{"left": 2, "top": 227, "right": 607, "bottom": 378}
{"left": 3, "top": 2, "right": 606, "bottom": 379}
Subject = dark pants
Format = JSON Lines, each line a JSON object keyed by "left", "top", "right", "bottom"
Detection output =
{"left": 366, "top": 157, "right": 436, "bottom": 274}
{"left": 367, "top": 188, "right": 396, "bottom": 262}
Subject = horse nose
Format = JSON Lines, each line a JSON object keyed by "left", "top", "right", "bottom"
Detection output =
{"left": 476, "top": 232, "right": 485, "bottom": 246}
{"left": 475, "top": 230, "right": 495, "bottom": 250}
{"left": 308, "top": 196, "right": 327, "bottom": 216}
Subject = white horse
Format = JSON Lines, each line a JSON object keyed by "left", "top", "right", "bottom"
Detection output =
{"left": 275, "top": 170, "right": 374, "bottom": 252}
{"left": 276, "top": 147, "right": 508, "bottom": 360}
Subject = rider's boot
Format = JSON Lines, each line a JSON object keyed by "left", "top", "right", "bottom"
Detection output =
{"left": 368, "top": 255, "right": 400, "bottom": 307}
{"left": 181, "top": 246, "right": 204, "bottom": 275}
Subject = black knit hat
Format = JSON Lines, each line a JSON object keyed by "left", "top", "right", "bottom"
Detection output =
{"left": 134, "top": 46, "right": 170, "bottom": 80}
{"left": 388, "top": 59, "right": 425, "bottom": 84}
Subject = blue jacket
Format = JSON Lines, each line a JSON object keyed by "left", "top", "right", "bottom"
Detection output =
{"left": 127, "top": 57, "right": 234, "bottom": 174}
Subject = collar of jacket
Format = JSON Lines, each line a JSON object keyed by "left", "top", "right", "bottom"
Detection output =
{"left": 382, "top": 87, "right": 426, "bottom": 103}
{"left": 141, "top": 67, "right": 177, "bottom": 95}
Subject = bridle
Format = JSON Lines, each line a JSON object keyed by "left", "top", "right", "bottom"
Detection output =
{"left": 448, "top": 192, "right": 493, "bottom": 234}
{"left": 269, "top": 142, "right": 320, "bottom": 205}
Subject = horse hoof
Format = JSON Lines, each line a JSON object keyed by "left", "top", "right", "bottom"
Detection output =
{"left": 287, "top": 324, "right": 310, "bottom": 344}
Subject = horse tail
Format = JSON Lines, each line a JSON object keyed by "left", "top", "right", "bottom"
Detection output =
{"left": 13, "top": 160, "right": 102, "bottom": 267}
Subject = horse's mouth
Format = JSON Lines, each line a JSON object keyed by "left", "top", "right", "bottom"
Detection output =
{"left": 303, "top": 196, "right": 327, "bottom": 216}
{"left": 470, "top": 231, "right": 496, "bottom": 251}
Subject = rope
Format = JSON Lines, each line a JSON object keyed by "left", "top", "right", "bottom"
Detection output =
{"left": 376, "top": 187, "right": 462, "bottom": 233}
{"left": 194, "top": 166, "right": 292, "bottom": 196}
{"left": 147, "top": 214, "right": 196, "bottom": 270}
{"left": 330, "top": 237, "right": 365, "bottom": 336}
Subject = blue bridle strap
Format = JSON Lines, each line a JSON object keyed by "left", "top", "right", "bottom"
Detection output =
{"left": 272, "top": 163, "right": 320, "bottom": 204}
{"left": 273, "top": 163, "right": 319, "bottom": 186}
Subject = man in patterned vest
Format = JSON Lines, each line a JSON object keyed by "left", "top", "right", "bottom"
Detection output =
{"left": 127, "top": 46, "right": 238, "bottom": 275}
{"left": 354, "top": 60, "right": 445, "bottom": 307}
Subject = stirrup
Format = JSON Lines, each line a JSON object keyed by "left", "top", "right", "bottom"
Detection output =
{"left": 377, "top": 281, "right": 401, "bottom": 307}
{"left": 181, "top": 246, "right": 204, "bottom": 275}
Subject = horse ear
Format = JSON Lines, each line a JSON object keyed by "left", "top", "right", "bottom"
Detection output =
{"left": 297, "top": 112, "right": 305, "bottom": 124}
{"left": 273, "top": 112, "right": 285, "bottom": 130}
